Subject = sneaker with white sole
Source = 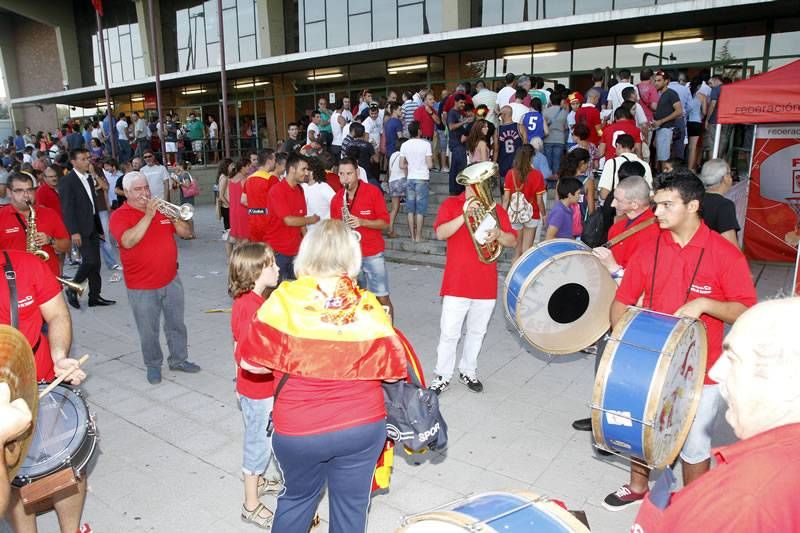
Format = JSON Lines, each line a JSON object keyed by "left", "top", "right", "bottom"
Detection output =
{"left": 428, "top": 375, "right": 449, "bottom": 395}
{"left": 602, "top": 484, "right": 646, "bottom": 511}
{"left": 459, "top": 373, "right": 483, "bottom": 393}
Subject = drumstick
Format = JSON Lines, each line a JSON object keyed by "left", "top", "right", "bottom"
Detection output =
{"left": 39, "top": 355, "right": 89, "bottom": 399}
{"left": 204, "top": 308, "right": 232, "bottom": 313}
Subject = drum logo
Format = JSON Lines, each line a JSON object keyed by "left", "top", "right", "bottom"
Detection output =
{"left": 605, "top": 410, "right": 633, "bottom": 427}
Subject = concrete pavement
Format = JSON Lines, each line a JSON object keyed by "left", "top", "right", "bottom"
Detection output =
{"left": 3, "top": 205, "right": 792, "bottom": 532}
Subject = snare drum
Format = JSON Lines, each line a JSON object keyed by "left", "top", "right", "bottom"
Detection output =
{"left": 591, "top": 307, "right": 707, "bottom": 468}
{"left": 504, "top": 239, "right": 617, "bottom": 354}
{"left": 397, "top": 491, "right": 589, "bottom": 532}
{"left": 13, "top": 383, "right": 97, "bottom": 486}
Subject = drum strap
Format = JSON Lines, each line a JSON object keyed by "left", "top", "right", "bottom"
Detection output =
{"left": 3, "top": 252, "right": 18, "bottom": 329}
{"left": 650, "top": 238, "right": 705, "bottom": 308}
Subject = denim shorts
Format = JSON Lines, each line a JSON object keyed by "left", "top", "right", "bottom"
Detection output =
{"left": 389, "top": 178, "right": 407, "bottom": 198}
{"left": 511, "top": 218, "right": 541, "bottom": 231}
{"left": 239, "top": 395, "right": 275, "bottom": 476}
{"left": 654, "top": 127, "right": 674, "bottom": 162}
{"left": 680, "top": 385, "right": 723, "bottom": 464}
{"left": 405, "top": 179, "right": 429, "bottom": 215}
{"left": 358, "top": 252, "right": 389, "bottom": 297}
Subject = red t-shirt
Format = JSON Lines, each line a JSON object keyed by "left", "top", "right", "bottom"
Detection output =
{"left": 231, "top": 291, "right": 274, "bottom": 399}
{"left": 35, "top": 184, "right": 62, "bottom": 217}
{"left": 228, "top": 179, "right": 248, "bottom": 240}
{"left": 601, "top": 119, "right": 641, "bottom": 160}
{"left": 109, "top": 203, "right": 178, "bottom": 290}
{"left": 245, "top": 170, "right": 277, "bottom": 243}
{"left": 615, "top": 223, "right": 757, "bottom": 383}
{"left": 413, "top": 105, "right": 436, "bottom": 138}
{"left": 330, "top": 183, "right": 389, "bottom": 257}
{"left": 263, "top": 179, "right": 307, "bottom": 256}
{"left": 434, "top": 193, "right": 516, "bottom": 299}
{"left": 325, "top": 171, "right": 342, "bottom": 193}
{"left": 575, "top": 104, "right": 602, "bottom": 145}
{"left": 632, "top": 423, "right": 800, "bottom": 532}
{"left": 606, "top": 209, "right": 659, "bottom": 268}
{"left": 270, "top": 370, "right": 385, "bottom": 436}
{"left": 443, "top": 91, "right": 474, "bottom": 114}
{"left": 503, "top": 169, "right": 546, "bottom": 219}
{"left": 0, "top": 204, "right": 68, "bottom": 276}
{"left": 638, "top": 81, "right": 658, "bottom": 122}
{"left": 0, "top": 250, "right": 60, "bottom": 381}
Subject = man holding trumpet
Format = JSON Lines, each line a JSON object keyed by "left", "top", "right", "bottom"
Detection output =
{"left": 109, "top": 172, "right": 201, "bottom": 385}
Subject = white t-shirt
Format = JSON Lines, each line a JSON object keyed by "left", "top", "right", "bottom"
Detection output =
{"left": 362, "top": 116, "right": 383, "bottom": 147}
{"left": 331, "top": 111, "right": 344, "bottom": 146}
{"left": 357, "top": 166, "right": 368, "bottom": 183}
{"left": 606, "top": 82, "right": 637, "bottom": 117}
{"left": 116, "top": 119, "right": 129, "bottom": 141}
{"left": 307, "top": 122, "right": 320, "bottom": 143}
{"left": 399, "top": 138, "right": 432, "bottom": 180}
{"left": 473, "top": 88, "right": 499, "bottom": 125}
{"left": 301, "top": 182, "right": 335, "bottom": 224}
{"left": 497, "top": 86, "right": 516, "bottom": 108}
{"left": 208, "top": 121, "right": 218, "bottom": 139}
{"left": 598, "top": 153, "right": 653, "bottom": 193}
{"left": 141, "top": 163, "right": 170, "bottom": 199}
{"left": 388, "top": 151, "right": 405, "bottom": 182}
{"left": 509, "top": 102, "right": 529, "bottom": 123}
{"left": 91, "top": 127, "right": 105, "bottom": 141}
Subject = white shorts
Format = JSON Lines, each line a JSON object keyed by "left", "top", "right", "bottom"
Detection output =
{"left": 511, "top": 218, "right": 541, "bottom": 231}
{"left": 680, "top": 384, "right": 724, "bottom": 464}
{"left": 191, "top": 140, "right": 204, "bottom": 152}
{"left": 165, "top": 142, "right": 178, "bottom": 153}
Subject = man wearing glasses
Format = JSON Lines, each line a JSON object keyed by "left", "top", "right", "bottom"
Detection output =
{"left": 140, "top": 149, "right": 170, "bottom": 200}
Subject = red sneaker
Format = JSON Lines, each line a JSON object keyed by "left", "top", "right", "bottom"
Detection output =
{"left": 602, "top": 484, "right": 647, "bottom": 511}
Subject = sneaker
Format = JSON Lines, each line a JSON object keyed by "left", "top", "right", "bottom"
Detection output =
{"left": 108, "top": 273, "right": 122, "bottom": 283}
{"left": 146, "top": 367, "right": 162, "bottom": 385}
{"left": 428, "top": 375, "right": 449, "bottom": 395}
{"left": 111, "top": 264, "right": 123, "bottom": 271}
{"left": 169, "top": 360, "right": 201, "bottom": 373}
{"left": 220, "top": 229, "right": 230, "bottom": 241}
{"left": 459, "top": 373, "right": 484, "bottom": 393}
{"left": 602, "top": 484, "right": 646, "bottom": 511}
{"left": 581, "top": 343, "right": 598, "bottom": 355}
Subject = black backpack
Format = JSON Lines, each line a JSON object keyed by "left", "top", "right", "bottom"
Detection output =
{"left": 383, "top": 366, "right": 448, "bottom": 453}
{"left": 581, "top": 156, "right": 630, "bottom": 247}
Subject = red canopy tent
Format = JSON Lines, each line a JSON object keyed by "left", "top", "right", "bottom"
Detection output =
{"left": 714, "top": 60, "right": 800, "bottom": 273}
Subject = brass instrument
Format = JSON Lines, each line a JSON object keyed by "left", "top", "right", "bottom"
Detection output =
{"left": 340, "top": 205, "right": 361, "bottom": 242}
{"left": 456, "top": 161, "right": 503, "bottom": 264}
{"left": 25, "top": 201, "right": 88, "bottom": 296}
{"left": 153, "top": 198, "right": 194, "bottom": 221}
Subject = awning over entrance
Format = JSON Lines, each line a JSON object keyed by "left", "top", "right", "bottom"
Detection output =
{"left": 717, "top": 59, "right": 800, "bottom": 124}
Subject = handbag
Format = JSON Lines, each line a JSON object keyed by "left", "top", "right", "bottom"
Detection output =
{"left": 181, "top": 175, "right": 200, "bottom": 198}
{"left": 507, "top": 173, "right": 533, "bottom": 225}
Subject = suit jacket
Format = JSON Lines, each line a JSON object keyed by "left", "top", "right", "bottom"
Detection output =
{"left": 58, "top": 170, "right": 103, "bottom": 238}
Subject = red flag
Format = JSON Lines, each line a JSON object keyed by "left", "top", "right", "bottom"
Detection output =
{"left": 91, "top": 0, "right": 103, "bottom": 16}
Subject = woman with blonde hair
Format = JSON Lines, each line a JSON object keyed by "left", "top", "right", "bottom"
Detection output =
{"left": 237, "top": 220, "right": 407, "bottom": 533}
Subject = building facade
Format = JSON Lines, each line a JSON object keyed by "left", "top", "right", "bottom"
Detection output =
{"left": 1, "top": 0, "right": 798, "bottom": 152}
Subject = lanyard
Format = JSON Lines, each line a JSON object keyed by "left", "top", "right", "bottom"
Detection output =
{"left": 649, "top": 236, "right": 705, "bottom": 308}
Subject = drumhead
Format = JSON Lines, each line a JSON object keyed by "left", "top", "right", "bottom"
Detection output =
{"left": 508, "top": 242, "right": 616, "bottom": 355}
{"left": 15, "top": 384, "right": 94, "bottom": 482}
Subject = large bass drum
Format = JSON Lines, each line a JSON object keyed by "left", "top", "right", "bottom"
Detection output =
{"left": 504, "top": 239, "right": 617, "bottom": 355}
{"left": 591, "top": 307, "right": 707, "bottom": 468}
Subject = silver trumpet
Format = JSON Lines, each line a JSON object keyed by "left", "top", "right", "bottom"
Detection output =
{"left": 153, "top": 198, "right": 194, "bottom": 220}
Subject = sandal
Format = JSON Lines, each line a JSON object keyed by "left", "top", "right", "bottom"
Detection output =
{"left": 257, "top": 475, "right": 283, "bottom": 496}
{"left": 241, "top": 502, "right": 273, "bottom": 529}
{"left": 309, "top": 513, "right": 321, "bottom": 530}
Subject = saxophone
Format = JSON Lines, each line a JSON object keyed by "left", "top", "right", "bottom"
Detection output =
{"left": 25, "top": 201, "right": 50, "bottom": 262}
{"left": 340, "top": 205, "right": 361, "bottom": 242}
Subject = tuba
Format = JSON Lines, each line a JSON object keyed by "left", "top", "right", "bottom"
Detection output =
{"left": 456, "top": 161, "right": 502, "bottom": 264}
{"left": 25, "top": 202, "right": 87, "bottom": 295}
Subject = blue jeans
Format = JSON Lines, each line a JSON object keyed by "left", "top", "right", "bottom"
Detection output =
{"left": 239, "top": 395, "right": 274, "bottom": 475}
{"left": 118, "top": 140, "right": 132, "bottom": 164}
{"left": 273, "top": 420, "right": 386, "bottom": 533}
{"left": 97, "top": 210, "right": 118, "bottom": 268}
{"left": 275, "top": 252, "right": 296, "bottom": 283}
{"left": 543, "top": 143, "right": 565, "bottom": 178}
{"left": 448, "top": 145, "right": 467, "bottom": 195}
{"left": 357, "top": 252, "right": 389, "bottom": 297}
{"left": 405, "top": 179, "right": 429, "bottom": 215}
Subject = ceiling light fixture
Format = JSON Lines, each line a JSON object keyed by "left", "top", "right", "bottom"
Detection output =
{"left": 633, "top": 37, "right": 703, "bottom": 49}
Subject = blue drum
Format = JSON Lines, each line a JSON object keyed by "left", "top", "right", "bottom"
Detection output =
{"left": 592, "top": 307, "right": 707, "bottom": 468}
{"left": 504, "top": 239, "right": 617, "bottom": 354}
{"left": 398, "top": 491, "right": 589, "bottom": 532}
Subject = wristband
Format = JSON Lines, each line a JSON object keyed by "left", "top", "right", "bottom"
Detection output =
{"left": 611, "top": 267, "right": 625, "bottom": 280}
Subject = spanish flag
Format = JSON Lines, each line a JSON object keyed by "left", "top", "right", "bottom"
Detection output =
{"left": 238, "top": 275, "right": 408, "bottom": 380}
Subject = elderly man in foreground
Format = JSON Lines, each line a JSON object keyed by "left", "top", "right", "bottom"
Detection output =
{"left": 632, "top": 297, "right": 800, "bottom": 532}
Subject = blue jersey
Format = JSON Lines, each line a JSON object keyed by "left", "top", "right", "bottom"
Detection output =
{"left": 521, "top": 111, "right": 545, "bottom": 141}
{"left": 497, "top": 123, "right": 522, "bottom": 176}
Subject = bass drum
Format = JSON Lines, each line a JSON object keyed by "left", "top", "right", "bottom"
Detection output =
{"left": 504, "top": 239, "right": 617, "bottom": 355}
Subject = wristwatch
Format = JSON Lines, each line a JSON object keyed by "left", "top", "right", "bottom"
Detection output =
{"left": 48, "top": 237, "right": 55, "bottom": 246}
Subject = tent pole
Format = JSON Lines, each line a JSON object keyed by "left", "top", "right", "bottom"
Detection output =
{"left": 712, "top": 123, "right": 721, "bottom": 159}
{"left": 793, "top": 242, "right": 800, "bottom": 296}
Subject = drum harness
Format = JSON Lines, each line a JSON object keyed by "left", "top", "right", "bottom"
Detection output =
{"left": 649, "top": 237, "right": 705, "bottom": 309}
{"left": 2, "top": 252, "right": 42, "bottom": 353}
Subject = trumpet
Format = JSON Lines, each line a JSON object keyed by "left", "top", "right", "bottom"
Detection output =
{"left": 152, "top": 198, "right": 194, "bottom": 220}
{"left": 57, "top": 276, "right": 88, "bottom": 296}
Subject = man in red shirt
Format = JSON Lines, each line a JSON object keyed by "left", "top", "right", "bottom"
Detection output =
{"left": 575, "top": 89, "right": 602, "bottom": 145}
{"left": 0, "top": 172, "right": 69, "bottom": 276}
{"left": 109, "top": 171, "right": 200, "bottom": 385}
{"left": 602, "top": 173, "right": 756, "bottom": 511}
{"left": 244, "top": 149, "right": 277, "bottom": 243}
{"left": 632, "top": 298, "right": 800, "bottom": 532}
{"left": 262, "top": 153, "right": 319, "bottom": 282}
{"left": 330, "top": 158, "right": 394, "bottom": 318}
{"left": 34, "top": 165, "right": 63, "bottom": 217}
{"left": 412, "top": 91, "right": 441, "bottom": 140}
{"left": 1, "top": 249, "right": 87, "bottom": 532}
{"left": 598, "top": 107, "right": 641, "bottom": 161}
{"left": 428, "top": 187, "right": 517, "bottom": 394}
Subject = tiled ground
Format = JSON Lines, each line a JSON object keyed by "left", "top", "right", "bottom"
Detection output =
{"left": 2, "top": 206, "right": 791, "bottom": 533}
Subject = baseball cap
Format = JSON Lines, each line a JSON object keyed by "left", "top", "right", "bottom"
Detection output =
{"left": 369, "top": 102, "right": 379, "bottom": 110}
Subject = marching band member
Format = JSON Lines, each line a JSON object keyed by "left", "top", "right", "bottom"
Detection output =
{"left": 428, "top": 175, "right": 517, "bottom": 395}
{"left": 109, "top": 172, "right": 201, "bottom": 385}
{"left": 330, "top": 157, "right": 394, "bottom": 319}
{"left": 632, "top": 298, "right": 800, "bottom": 531}
{"left": 602, "top": 173, "right": 756, "bottom": 511}
{"left": 244, "top": 149, "right": 278, "bottom": 243}
{"left": 0, "top": 382, "right": 32, "bottom": 516}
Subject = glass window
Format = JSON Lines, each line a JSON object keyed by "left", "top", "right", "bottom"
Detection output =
{"left": 572, "top": 37, "right": 613, "bottom": 71}
{"left": 503, "top": 0, "right": 525, "bottom": 23}
{"left": 616, "top": 32, "right": 662, "bottom": 68}
{"left": 237, "top": 0, "right": 256, "bottom": 36}
{"left": 614, "top": 0, "right": 653, "bottom": 7}
{"left": 426, "top": 0, "right": 443, "bottom": 33}
{"left": 326, "top": 6, "right": 349, "bottom": 47}
{"left": 662, "top": 28, "right": 713, "bottom": 65}
{"left": 349, "top": 0, "right": 371, "bottom": 13}
{"left": 373, "top": 0, "right": 398, "bottom": 41}
{"left": 771, "top": 18, "right": 800, "bottom": 56}
{"left": 768, "top": 57, "right": 800, "bottom": 71}
{"left": 398, "top": 3, "right": 424, "bottom": 37}
{"left": 542, "top": 0, "right": 572, "bottom": 18}
{"left": 305, "top": 20, "right": 327, "bottom": 51}
{"left": 240, "top": 36, "right": 257, "bottom": 62}
{"left": 575, "top": 0, "right": 612, "bottom": 15}
{"left": 349, "top": 13, "right": 373, "bottom": 44}
{"left": 716, "top": 22, "right": 765, "bottom": 60}
{"left": 496, "top": 46, "right": 531, "bottom": 76}
{"left": 533, "top": 42, "right": 571, "bottom": 74}
{"left": 482, "top": 2, "right": 501, "bottom": 26}
{"left": 461, "top": 49, "right": 496, "bottom": 79}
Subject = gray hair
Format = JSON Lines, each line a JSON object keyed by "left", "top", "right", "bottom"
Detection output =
{"left": 294, "top": 219, "right": 362, "bottom": 279}
{"left": 122, "top": 171, "right": 148, "bottom": 192}
{"left": 700, "top": 158, "right": 730, "bottom": 188}
{"left": 617, "top": 175, "right": 651, "bottom": 203}
{"left": 586, "top": 88, "right": 601, "bottom": 100}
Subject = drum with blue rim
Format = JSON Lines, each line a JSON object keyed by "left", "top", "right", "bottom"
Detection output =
{"left": 397, "top": 490, "right": 589, "bottom": 532}
{"left": 591, "top": 307, "right": 707, "bottom": 468}
{"left": 504, "top": 239, "right": 617, "bottom": 355}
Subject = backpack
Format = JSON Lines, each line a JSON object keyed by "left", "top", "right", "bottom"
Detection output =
{"left": 507, "top": 173, "right": 533, "bottom": 225}
{"left": 383, "top": 364, "right": 448, "bottom": 453}
{"left": 571, "top": 203, "right": 583, "bottom": 237}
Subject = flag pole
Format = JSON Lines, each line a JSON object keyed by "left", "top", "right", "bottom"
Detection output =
{"left": 94, "top": 2, "right": 117, "bottom": 160}
{"left": 147, "top": 0, "right": 165, "bottom": 171}
{"left": 217, "top": 0, "right": 231, "bottom": 159}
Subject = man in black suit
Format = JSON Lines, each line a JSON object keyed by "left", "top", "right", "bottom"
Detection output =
{"left": 58, "top": 148, "right": 115, "bottom": 308}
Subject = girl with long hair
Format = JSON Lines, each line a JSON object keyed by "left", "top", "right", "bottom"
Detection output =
{"left": 466, "top": 119, "right": 490, "bottom": 163}
{"left": 502, "top": 144, "right": 547, "bottom": 260}
{"left": 217, "top": 157, "right": 234, "bottom": 238}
